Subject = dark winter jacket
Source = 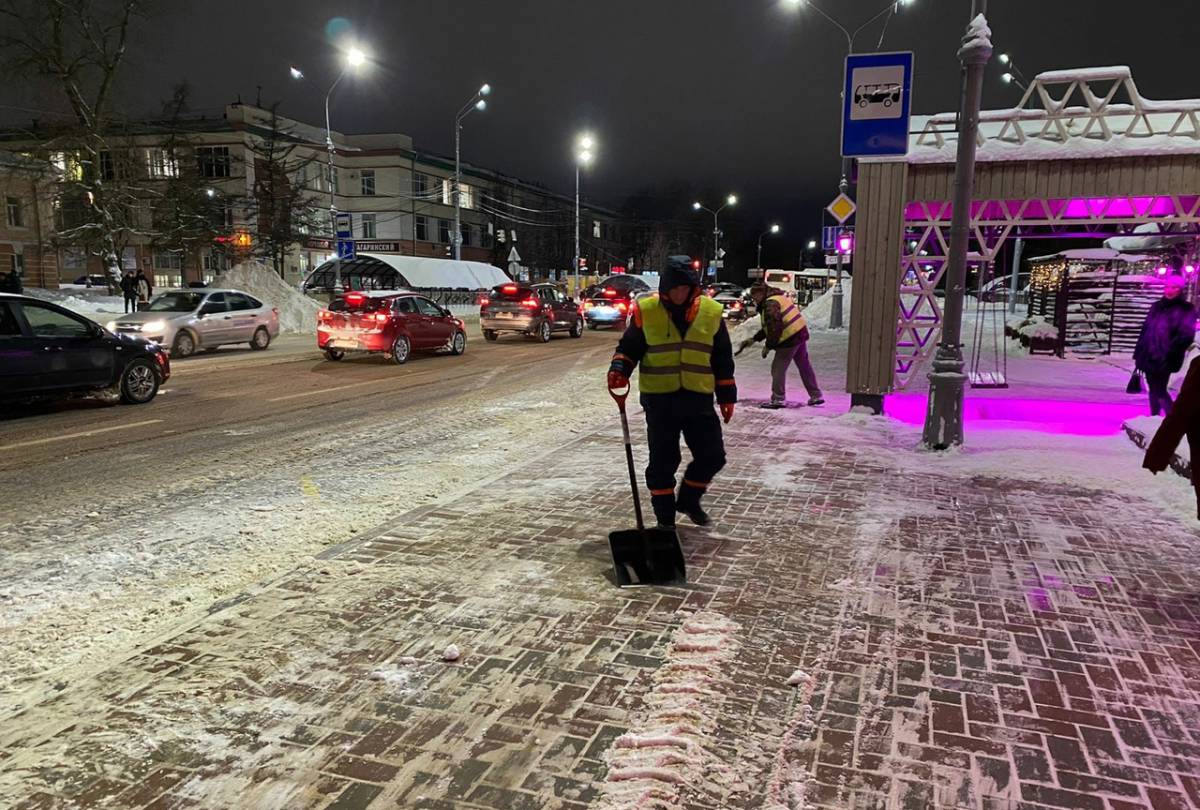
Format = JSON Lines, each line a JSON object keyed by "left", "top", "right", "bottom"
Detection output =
{"left": 1144, "top": 356, "right": 1200, "bottom": 518}
{"left": 1134, "top": 297, "right": 1196, "bottom": 375}
{"left": 120, "top": 274, "right": 137, "bottom": 296}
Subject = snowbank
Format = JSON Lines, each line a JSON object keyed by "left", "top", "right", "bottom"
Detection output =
{"left": 23, "top": 287, "right": 126, "bottom": 322}
{"left": 804, "top": 278, "right": 852, "bottom": 331}
{"left": 218, "top": 262, "right": 322, "bottom": 335}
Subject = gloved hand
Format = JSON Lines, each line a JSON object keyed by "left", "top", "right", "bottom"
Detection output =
{"left": 719, "top": 402, "right": 735, "bottom": 424}
{"left": 607, "top": 369, "right": 629, "bottom": 392}
{"left": 734, "top": 338, "right": 755, "bottom": 357}
{"left": 761, "top": 345, "right": 770, "bottom": 359}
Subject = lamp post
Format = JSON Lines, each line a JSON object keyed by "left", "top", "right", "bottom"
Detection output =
{"left": 692, "top": 194, "right": 737, "bottom": 282}
{"left": 574, "top": 133, "right": 595, "bottom": 298}
{"left": 922, "top": 8, "right": 993, "bottom": 449}
{"left": 756, "top": 224, "right": 781, "bottom": 272}
{"left": 453, "top": 83, "right": 491, "bottom": 261}
{"left": 999, "top": 53, "right": 1030, "bottom": 90}
{"left": 291, "top": 45, "right": 366, "bottom": 294}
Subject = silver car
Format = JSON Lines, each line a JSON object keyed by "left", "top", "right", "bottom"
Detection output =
{"left": 106, "top": 288, "right": 280, "bottom": 357}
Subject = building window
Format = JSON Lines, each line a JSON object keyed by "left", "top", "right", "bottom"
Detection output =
{"left": 63, "top": 248, "right": 86, "bottom": 270}
{"left": 153, "top": 250, "right": 182, "bottom": 270}
{"left": 299, "top": 253, "right": 310, "bottom": 276}
{"left": 438, "top": 218, "right": 451, "bottom": 244}
{"left": 202, "top": 251, "right": 228, "bottom": 274}
{"left": 195, "top": 146, "right": 231, "bottom": 178}
{"left": 442, "top": 179, "right": 473, "bottom": 209}
{"left": 482, "top": 225, "right": 493, "bottom": 248}
{"left": 461, "top": 224, "right": 472, "bottom": 248}
{"left": 361, "top": 213, "right": 377, "bottom": 239}
{"left": 413, "top": 173, "right": 429, "bottom": 195}
{"left": 593, "top": 220, "right": 601, "bottom": 239}
{"left": 5, "top": 196, "right": 22, "bottom": 228}
{"left": 99, "top": 150, "right": 116, "bottom": 181}
{"left": 145, "top": 148, "right": 179, "bottom": 179}
{"left": 361, "top": 169, "right": 376, "bottom": 196}
{"left": 50, "top": 151, "right": 83, "bottom": 181}
{"left": 415, "top": 215, "right": 429, "bottom": 241}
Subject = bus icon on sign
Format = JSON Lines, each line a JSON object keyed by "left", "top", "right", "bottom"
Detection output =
{"left": 855, "top": 83, "right": 901, "bottom": 110}
{"left": 848, "top": 64, "right": 906, "bottom": 121}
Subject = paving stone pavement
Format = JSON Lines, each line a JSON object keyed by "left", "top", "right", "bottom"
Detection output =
{"left": 2, "top": 406, "right": 1199, "bottom": 810}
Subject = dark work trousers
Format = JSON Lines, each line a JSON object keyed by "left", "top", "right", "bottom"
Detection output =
{"left": 770, "top": 330, "right": 822, "bottom": 403}
{"left": 124, "top": 294, "right": 137, "bottom": 314}
{"left": 642, "top": 393, "right": 727, "bottom": 524}
{"left": 1146, "top": 370, "right": 1174, "bottom": 416}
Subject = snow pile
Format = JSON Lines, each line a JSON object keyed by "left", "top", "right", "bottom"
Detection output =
{"left": 959, "top": 13, "right": 992, "bottom": 56}
{"left": 217, "top": 261, "right": 322, "bottom": 334}
{"left": 1124, "top": 415, "right": 1186, "bottom": 462}
{"left": 1015, "top": 316, "right": 1058, "bottom": 340}
{"left": 22, "top": 287, "right": 125, "bottom": 321}
{"left": 803, "top": 278, "right": 852, "bottom": 331}
{"left": 596, "top": 612, "right": 739, "bottom": 809}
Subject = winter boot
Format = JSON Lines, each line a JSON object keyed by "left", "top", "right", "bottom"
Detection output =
{"left": 807, "top": 395, "right": 825, "bottom": 407}
{"left": 760, "top": 400, "right": 784, "bottom": 410}
{"left": 676, "top": 483, "right": 710, "bottom": 526}
{"left": 650, "top": 494, "right": 677, "bottom": 529}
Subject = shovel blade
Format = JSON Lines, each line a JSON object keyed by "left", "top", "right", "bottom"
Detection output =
{"left": 608, "top": 527, "right": 687, "bottom": 587}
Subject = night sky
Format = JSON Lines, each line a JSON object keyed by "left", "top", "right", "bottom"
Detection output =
{"left": 4, "top": 0, "right": 1199, "bottom": 270}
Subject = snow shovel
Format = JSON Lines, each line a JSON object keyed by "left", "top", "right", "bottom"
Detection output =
{"left": 607, "top": 385, "right": 687, "bottom": 588}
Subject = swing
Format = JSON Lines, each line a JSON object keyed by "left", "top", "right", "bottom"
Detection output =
{"left": 969, "top": 259, "right": 1009, "bottom": 389}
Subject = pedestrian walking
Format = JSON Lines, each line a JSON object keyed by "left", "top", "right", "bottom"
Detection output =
{"left": 120, "top": 270, "right": 138, "bottom": 314}
{"left": 135, "top": 269, "right": 153, "bottom": 308}
{"left": 1143, "top": 355, "right": 1200, "bottom": 518}
{"left": 1133, "top": 274, "right": 1196, "bottom": 416}
{"left": 607, "top": 255, "right": 737, "bottom": 528}
{"left": 740, "top": 282, "right": 823, "bottom": 409}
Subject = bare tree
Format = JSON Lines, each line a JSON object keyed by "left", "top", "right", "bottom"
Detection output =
{"left": 242, "top": 105, "right": 319, "bottom": 278}
{"left": 0, "top": 0, "right": 145, "bottom": 280}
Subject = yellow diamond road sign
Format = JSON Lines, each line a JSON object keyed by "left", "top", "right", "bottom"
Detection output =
{"left": 826, "top": 193, "right": 857, "bottom": 224}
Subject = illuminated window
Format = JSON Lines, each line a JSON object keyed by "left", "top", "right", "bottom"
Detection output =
{"left": 145, "top": 148, "right": 179, "bottom": 179}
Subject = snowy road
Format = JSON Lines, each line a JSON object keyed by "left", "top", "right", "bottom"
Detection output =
{"left": 0, "top": 325, "right": 620, "bottom": 717}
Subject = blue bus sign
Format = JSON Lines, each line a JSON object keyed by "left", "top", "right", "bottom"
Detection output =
{"left": 337, "top": 239, "right": 356, "bottom": 260}
{"left": 841, "top": 51, "right": 914, "bottom": 158}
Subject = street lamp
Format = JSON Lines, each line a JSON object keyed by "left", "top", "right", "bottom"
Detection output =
{"left": 998, "top": 53, "right": 1030, "bottom": 90}
{"left": 692, "top": 194, "right": 738, "bottom": 282}
{"left": 757, "top": 224, "right": 781, "bottom": 272}
{"left": 291, "top": 43, "right": 369, "bottom": 293}
{"left": 574, "top": 132, "right": 595, "bottom": 297}
{"left": 453, "top": 82, "right": 491, "bottom": 261}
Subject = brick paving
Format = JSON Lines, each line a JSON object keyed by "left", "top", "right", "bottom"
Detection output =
{"left": 2, "top": 404, "right": 1199, "bottom": 809}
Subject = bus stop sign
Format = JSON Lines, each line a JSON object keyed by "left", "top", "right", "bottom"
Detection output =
{"left": 841, "top": 51, "right": 914, "bottom": 158}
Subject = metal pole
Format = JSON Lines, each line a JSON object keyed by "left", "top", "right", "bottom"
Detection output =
{"left": 830, "top": 175, "right": 849, "bottom": 329}
{"left": 453, "top": 119, "right": 462, "bottom": 261}
{"left": 1008, "top": 237, "right": 1024, "bottom": 314}
{"left": 712, "top": 211, "right": 720, "bottom": 283}
{"left": 757, "top": 234, "right": 764, "bottom": 273}
{"left": 325, "top": 71, "right": 345, "bottom": 294}
{"left": 578, "top": 166, "right": 583, "bottom": 300}
{"left": 922, "top": 8, "right": 993, "bottom": 449}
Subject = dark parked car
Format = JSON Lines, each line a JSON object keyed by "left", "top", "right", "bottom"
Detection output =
{"left": 0, "top": 293, "right": 170, "bottom": 405}
{"left": 317, "top": 291, "right": 467, "bottom": 364}
{"left": 583, "top": 275, "right": 651, "bottom": 329}
{"left": 480, "top": 282, "right": 584, "bottom": 342}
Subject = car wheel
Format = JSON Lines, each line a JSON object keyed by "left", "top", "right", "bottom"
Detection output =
{"left": 450, "top": 331, "right": 466, "bottom": 355}
{"left": 483, "top": 329, "right": 499, "bottom": 342}
{"left": 172, "top": 330, "right": 196, "bottom": 358}
{"left": 323, "top": 349, "right": 345, "bottom": 361}
{"left": 119, "top": 358, "right": 159, "bottom": 404}
{"left": 390, "top": 335, "right": 411, "bottom": 365}
{"left": 538, "top": 320, "right": 552, "bottom": 343}
{"left": 250, "top": 327, "right": 271, "bottom": 351}
{"left": 570, "top": 318, "right": 584, "bottom": 338}
{"left": 587, "top": 321, "right": 599, "bottom": 330}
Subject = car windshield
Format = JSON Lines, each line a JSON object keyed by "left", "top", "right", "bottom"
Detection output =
{"left": 146, "top": 292, "right": 205, "bottom": 312}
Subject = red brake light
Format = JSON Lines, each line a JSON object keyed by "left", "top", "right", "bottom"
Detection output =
{"left": 345, "top": 292, "right": 365, "bottom": 305}
{"left": 603, "top": 288, "right": 617, "bottom": 297}
{"left": 373, "top": 312, "right": 389, "bottom": 323}
{"left": 616, "top": 302, "right": 628, "bottom": 313}
{"left": 318, "top": 309, "right": 330, "bottom": 321}
{"left": 502, "top": 285, "right": 517, "bottom": 293}
{"left": 479, "top": 296, "right": 490, "bottom": 307}
{"left": 521, "top": 298, "right": 539, "bottom": 309}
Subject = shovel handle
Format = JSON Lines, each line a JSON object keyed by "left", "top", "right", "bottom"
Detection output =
{"left": 609, "top": 384, "right": 630, "bottom": 412}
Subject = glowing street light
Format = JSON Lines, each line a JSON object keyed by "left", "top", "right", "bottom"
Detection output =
{"left": 574, "top": 132, "right": 597, "bottom": 295}
{"left": 453, "top": 82, "right": 493, "bottom": 260}
{"left": 757, "top": 223, "right": 782, "bottom": 271}
{"left": 692, "top": 195, "right": 739, "bottom": 282}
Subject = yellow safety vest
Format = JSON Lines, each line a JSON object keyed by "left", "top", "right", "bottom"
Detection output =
{"left": 762, "top": 294, "right": 806, "bottom": 344}
{"left": 637, "top": 295, "right": 724, "bottom": 395}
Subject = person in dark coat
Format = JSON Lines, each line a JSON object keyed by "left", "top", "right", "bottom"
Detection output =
{"left": 120, "top": 270, "right": 138, "bottom": 314}
{"left": 1133, "top": 274, "right": 1196, "bottom": 416}
{"left": 1144, "top": 355, "right": 1200, "bottom": 518}
{"left": 607, "top": 256, "right": 737, "bottom": 528}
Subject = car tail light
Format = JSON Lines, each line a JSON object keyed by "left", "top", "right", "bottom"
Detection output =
{"left": 584, "top": 302, "right": 594, "bottom": 309}
{"left": 345, "top": 292, "right": 365, "bottom": 306}
{"left": 521, "top": 298, "right": 539, "bottom": 309}
{"left": 318, "top": 309, "right": 331, "bottom": 321}
{"left": 731, "top": 301, "right": 742, "bottom": 310}
{"left": 502, "top": 284, "right": 517, "bottom": 294}
{"left": 616, "top": 302, "right": 628, "bottom": 313}
{"left": 372, "top": 312, "right": 389, "bottom": 323}
{"left": 603, "top": 288, "right": 617, "bottom": 297}
{"left": 479, "top": 296, "right": 490, "bottom": 307}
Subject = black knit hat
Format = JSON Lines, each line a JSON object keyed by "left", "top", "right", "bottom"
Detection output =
{"left": 660, "top": 255, "right": 700, "bottom": 293}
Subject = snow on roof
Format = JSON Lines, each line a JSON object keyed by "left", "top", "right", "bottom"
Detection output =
{"left": 357, "top": 254, "right": 510, "bottom": 290}
{"left": 1028, "top": 247, "right": 1157, "bottom": 263}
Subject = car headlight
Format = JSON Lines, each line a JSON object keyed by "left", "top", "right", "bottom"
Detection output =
{"left": 141, "top": 319, "right": 167, "bottom": 334}
{"left": 105, "top": 320, "right": 117, "bottom": 332}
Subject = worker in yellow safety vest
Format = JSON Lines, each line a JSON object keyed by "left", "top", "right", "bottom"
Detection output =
{"left": 607, "top": 256, "right": 737, "bottom": 528}
{"left": 741, "top": 282, "right": 823, "bottom": 409}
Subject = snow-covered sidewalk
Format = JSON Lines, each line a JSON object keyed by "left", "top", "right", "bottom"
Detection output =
{"left": 2, "top": 329, "right": 1199, "bottom": 809}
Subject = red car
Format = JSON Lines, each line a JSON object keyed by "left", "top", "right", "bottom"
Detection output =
{"left": 317, "top": 291, "right": 467, "bottom": 364}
